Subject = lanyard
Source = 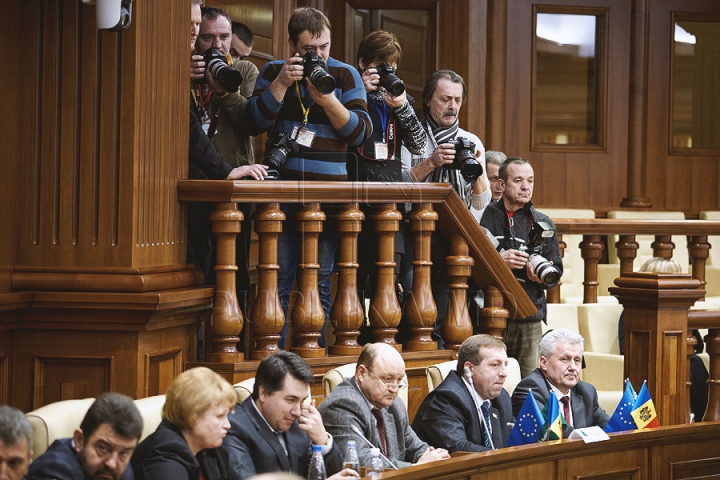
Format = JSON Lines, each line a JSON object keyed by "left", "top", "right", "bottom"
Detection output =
{"left": 294, "top": 81, "right": 311, "bottom": 127}
{"left": 369, "top": 96, "right": 388, "bottom": 143}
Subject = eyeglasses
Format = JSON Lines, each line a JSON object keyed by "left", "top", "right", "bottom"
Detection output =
{"left": 367, "top": 370, "right": 407, "bottom": 391}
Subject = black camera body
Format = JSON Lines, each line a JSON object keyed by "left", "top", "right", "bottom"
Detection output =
{"left": 263, "top": 133, "right": 301, "bottom": 179}
{"left": 375, "top": 63, "right": 405, "bottom": 96}
{"left": 301, "top": 51, "right": 336, "bottom": 94}
{"left": 444, "top": 137, "right": 482, "bottom": 183}
{"left": 203, "top": 48, "right": 242, "bottom": 93}
{"left": 522, "top": 221, "right": 561, "bottom": 288}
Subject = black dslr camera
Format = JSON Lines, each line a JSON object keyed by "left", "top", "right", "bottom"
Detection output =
{"left": 202, "top": 48, "right": 242, "bottom": 93}
{"left": 301, "top": 51, "right": 336, "bottom": 94}
{"left": 444, "top": 137, "right": 482, "bottom": 183}
{"left": 263, "top": 133, "right": 301, "bottom": 180}
{"left": 523, "top": 221, "right": 561, "bottom": 288}
{"left": 375, "top": 63, "right": 405, "bottom": 96}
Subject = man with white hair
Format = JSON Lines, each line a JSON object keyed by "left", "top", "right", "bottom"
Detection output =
{"left": 0, "top": 406, "right": 33, "bottom": 480}
{"left": 511, "top": 328, "right": 609, "bottom": 434}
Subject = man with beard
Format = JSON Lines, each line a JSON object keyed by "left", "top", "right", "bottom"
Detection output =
{"left": 26, "top": 393, "right": 143, "bottom": 480}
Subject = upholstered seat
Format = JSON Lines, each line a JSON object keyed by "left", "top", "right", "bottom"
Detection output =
{"left": 133, "top": 395, "right": 166, "bottom": 442}
{"left": 233, "top": 377, "right": 255, "bottom": 403}
{"left": 322, "top": 363, "right": 408, "bottom": 410}
{"left": 426, "top": 358, "right": 522, "bottom": 395}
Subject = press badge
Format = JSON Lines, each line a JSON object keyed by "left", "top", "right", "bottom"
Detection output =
{"left": 292, "top": 126, "right": 316, "bottom": 148}
{"left": 374, "top": 142, "right": 389, "bottom": 160}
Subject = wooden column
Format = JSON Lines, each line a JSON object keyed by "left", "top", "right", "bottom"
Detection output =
{"left": 290, "top": 204, "right": 326, "bottom": 358}
{"left": 651, "top": 235, "right": 675, "bottom": 260}
{"left": 580, "top": 234, "right": 604, "bottom": 303}
{"left": 206, "top": 203, "right": 244, "bottom": 362}
{"left": 705, "top": 328, "right": 720, "bottom": 422}
{"left": 480, "top": 286, "right": 509, "bottom": 338}
{"left": 441, "top": 235, "right": 474, "bottom": 352}
{"left": 616, "top": 235, "right": 639, "bottom": 275}
{"left": 329, "top": 203, "right": 364, "bottom": 356}
{"left": 610, "top": 272, "right": 703, "bottom": 426}
{"left": 250, "top": 203, "right": 285, "bottom": 360}
{"left": 405, "top": 204, "right": 438, "bottom": 351}
{"left": 368, "top": 204, "right": 402, "bottom": 348}
{"left": 688, "top": 235, "right": 710, "bottom": 300}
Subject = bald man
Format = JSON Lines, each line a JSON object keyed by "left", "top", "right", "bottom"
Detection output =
{"left": 318, "top": 343, "right": 449, "bottom": 469}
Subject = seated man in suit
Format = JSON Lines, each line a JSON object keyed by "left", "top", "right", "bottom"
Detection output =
{"left": 0, "top": 405, "right": 34, "bottom": 480}
{"left": 318, "top": 343, "right": 450, "bottom": 469}
{"left": 221, "top": 351, "right": 354, "bottom": 479}
{"left": 412, "top": 335, "right": 514, "bottom": 452}
{"left": 26, "top": 393, "right": 143, "bottom": 480}
{"left": 511, "top": 328, "right": 610, "bottom": 433}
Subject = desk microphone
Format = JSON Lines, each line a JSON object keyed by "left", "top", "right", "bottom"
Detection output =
{"left": 350, "top": 425, "right": 399, "bottom": 470}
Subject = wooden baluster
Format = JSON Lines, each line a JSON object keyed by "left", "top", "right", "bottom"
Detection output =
{"left": 580, "top": 234, "right": 604, "bottom": 303}
{"left": 250, "top": 203, "right": 285, "bottom": 360}
{"left": 405, "top": 203, "right": 438, "bottom": 351}
{"left": 206, "top": 203, "right": 244, "bottom": 362}
{"left": 687, "top": 329, "right": 698, "bottom": 423}
{"left": 616, "top": 235, "right": 639, "bottom": 276}
{"left": 705, "top": 328, "right": 720, "bottom": 422}
{"left": 441, "top": 235, "right": 474, "bottom": 353}
{"left": 652, "top": 235, "right": 675, "bottom": 260}
{"left": 329, "top": 203, "right": 364, "bottom": 355}
{"left": 290, "top": 204, "right": 326, "bottom": 357}
{"left": 368, "top": 203, "right": 403, "bottom": 348}
{"left": 688, "top": 235, "right": 710, "bottom": 301}
{"left": 480, "top": 285, "right": 509, "bottom": 338}
{"left": 547, "top": 233, "right": 564, "bottom": 303}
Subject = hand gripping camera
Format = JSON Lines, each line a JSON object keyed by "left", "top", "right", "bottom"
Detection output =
{"left": 443, "top": 137, "right": 483, "bottom": 183}
{"left": 522, "top": 221, "right": 561, "bottom": 288}
{"left": 202, "top": 48, "right": 242, "bottom": 93}
{"left": 375, "top": 63, "right": 405, "bottom": 96}
{"left": 262, "top": 133, "right": 301, "bottom": 180}
{"left": 301, "top": 51, "right": 336, "bottom": 94}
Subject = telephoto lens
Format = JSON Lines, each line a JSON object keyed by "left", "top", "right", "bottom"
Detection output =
{"left": 301, "top": 51, "right": 336, "bottom": 94}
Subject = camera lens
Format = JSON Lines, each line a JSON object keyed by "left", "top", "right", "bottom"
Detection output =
{"left": 310, "top": 69, "right": 336, "bottom": 94}
{"left": 203, "top": 48, "right": 242, "bottom": 93}
{"left": 528, "top": 254, "right": 560, "bottom": 288}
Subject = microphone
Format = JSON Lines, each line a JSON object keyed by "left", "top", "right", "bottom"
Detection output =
{"left": 350, "top": 425, "right": 399, "bottom": 470}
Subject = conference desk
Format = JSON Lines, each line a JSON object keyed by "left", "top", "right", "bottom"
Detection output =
{"left": 369, "top": 422, "right": 720, "bottom": 479}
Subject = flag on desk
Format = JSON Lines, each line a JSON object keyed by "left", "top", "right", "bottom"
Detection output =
{"left": 605, "top": 379, "right": 638, "bottom": 433}
{"left": 539, "top": 393, "right": 564, "bottom": 441}
{"left": 507, "top": 390, "right": 545, "bottom": 446}
{"left": 631, "top": 381, "right": 660, "bottom": 429}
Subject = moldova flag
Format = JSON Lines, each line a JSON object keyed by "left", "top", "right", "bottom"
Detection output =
{"left": 630, "top": 381, "right": 660, "bottom": 429}
{"left": 539, "top": 394, "right": 564, "bottom": 441}
{"left": 507, "top": 390, "right": 545, "bottom": 446}
{"left": 604, "top": 379, "right": 638, "bottom": 433}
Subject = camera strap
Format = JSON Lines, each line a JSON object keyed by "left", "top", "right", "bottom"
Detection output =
{"left": 369, "top": 97, "right": 388, "bottom": 143}
{"left": 294, "top": 81, "right": 311, "bottom": 127}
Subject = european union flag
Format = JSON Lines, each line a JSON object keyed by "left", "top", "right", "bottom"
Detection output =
{"left": 605, "top": 379, "right": 637, "bottom": 433}
{"left": 507, "top": 390, "right": 545, "bottom": 446}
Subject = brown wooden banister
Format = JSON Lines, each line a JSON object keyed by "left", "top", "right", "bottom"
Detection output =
{"left": 177, "top": 180, "right": 536, "bottom": 361}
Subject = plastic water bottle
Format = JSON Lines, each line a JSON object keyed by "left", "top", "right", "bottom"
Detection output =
{"left": 307, "top": 444, "right": 326, "bottom": 480}
{"left": 342, "top": 440, "right": 360, "bottom": 474}
{"left": 366, "top": 447, "right": 384, "bottom": 476}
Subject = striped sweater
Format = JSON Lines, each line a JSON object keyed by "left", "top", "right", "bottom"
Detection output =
{"left": 243, "top": 57, "right": 371, "bottom": 180}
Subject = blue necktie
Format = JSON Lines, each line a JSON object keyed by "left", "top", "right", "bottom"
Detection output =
{"left": 481, "top": 401, "right": 492, "bottom": 449}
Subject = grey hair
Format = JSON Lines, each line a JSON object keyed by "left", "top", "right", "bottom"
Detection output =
{"left": 538, "top": 328, "right": 584, "bottom": 359}
{"left": 0, "top": 405, "right": 33, "bottom": 453}
{"left": 485, "top": 150, "right": 507, "bottom": 167}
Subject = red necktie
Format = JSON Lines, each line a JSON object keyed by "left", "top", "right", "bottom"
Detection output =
{"left": 560, "top": 396, "right": 571, "bottom": 426}
{"left": 371, "top": 408, "right": 387, "bottom": 456}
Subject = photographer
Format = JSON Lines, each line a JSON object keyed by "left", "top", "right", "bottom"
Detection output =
{"left": 400, "top": 70, "right": 491, "bottom": 347}
{"left": 480, "top": 157, "right": 563, "bottom": 377}
{"left": 243, "top": 7, "right": 371, "bottom": 348}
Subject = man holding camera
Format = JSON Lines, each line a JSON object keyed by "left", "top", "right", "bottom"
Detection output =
{"left": 243, "top": 7, "right": 371, "bottom": 348}
{"left": 479, "top": 157, "right": 563, "bottom": 377}
{"left": 400, "top": 70, "right": 491, "bottom": 347}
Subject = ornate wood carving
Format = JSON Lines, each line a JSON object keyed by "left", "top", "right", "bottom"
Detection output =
{"left": 441, "top": 235, "right": 474, "bottom": 352}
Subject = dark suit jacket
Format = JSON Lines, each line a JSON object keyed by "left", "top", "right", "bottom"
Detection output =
{"left": 220, "top": 397, "right": 342, "bottom": 480}
{"left": 27, "top": 438, "right": 134, "bottom": 480}
{"left": 412, "top": 370, "right": 514, "bottom": 453}
{"left": 511, "top": 368, "right": 610, "bottom": 434}
{"left": 131, "top": 419, "right": 238, "bottom": 480}
{"left": 189, "top": 110, "right": 233, "bottom": 180}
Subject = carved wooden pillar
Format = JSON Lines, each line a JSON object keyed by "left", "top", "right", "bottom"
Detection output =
{"left": 705, "top": 328, "right": 720, "bottom": 421}
{"left": 250, "top": 203, "right": 285, "bottom": 360}
{"left": 329, "top": 203, "right": 364, "bottom": 355}
{"left": 368, "top": 204, "right": 402, "bottom": 348}
{"left": 610, "top": 272, "right": 703, "bottom": 426}
{"left": 616, "top": 235, "right": 639, "bottom": 276}
{"left": 580, "top": 234, "right": 604, "bottom": 303}
{"left": 441, "top": 235, "right": 474, "bottom": 352}
{"left": 651, "top": 235, "right": 675, "bottom": 260}
{"left": 547, "top": 233, "right": 564, "bottom": 304}
{"left": 688, "top": 235, "right": 710, "bottom": 300}
{"left": 405, "top": 204, "right": 437, "bottom": 351}
{"left": 480, "top": 286, "right": 509, "bottom": 338}
{"left": 207, "top": 203, "right": 244, "bottom": 362}
{"left": 290, "top": 204, "right": 326, "bottom": 358}
{"left": 686, "top": 329, "right": 698, "bottom": 423}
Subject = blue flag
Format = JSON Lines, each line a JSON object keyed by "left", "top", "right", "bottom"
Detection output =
{"left": 604, "top": 379, "right": 638, "bottom": 433}
{"left": 507, "top": 390, "right": 545, "bottom": 446}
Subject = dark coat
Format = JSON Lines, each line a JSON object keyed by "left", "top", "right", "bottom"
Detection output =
{"left": 26, "top": 437, "right": 134, "bottom": 480}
